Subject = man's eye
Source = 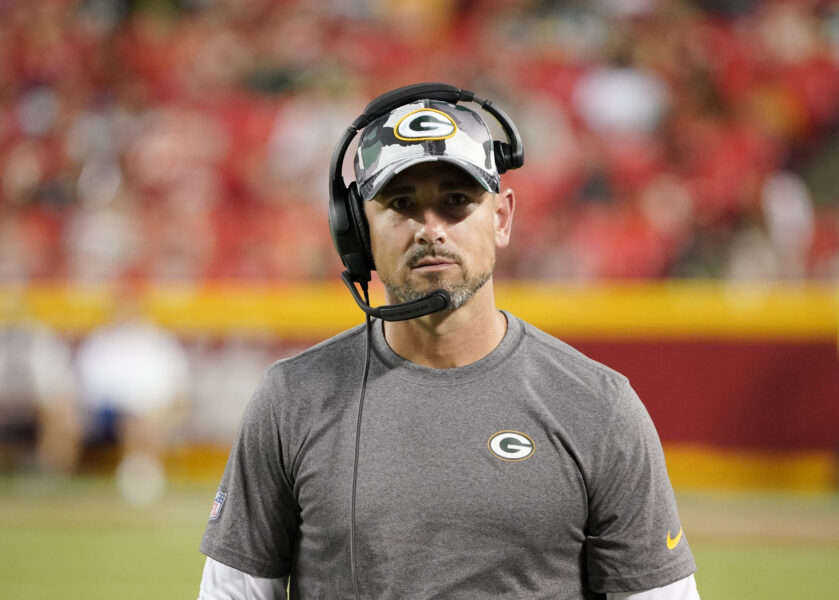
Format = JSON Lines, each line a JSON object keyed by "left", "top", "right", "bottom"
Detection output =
{"left": 389, "top": 197, "right": 412, "bottom": 210}
{"left": 445, "top": 193, "right": 470, "bottom": 205}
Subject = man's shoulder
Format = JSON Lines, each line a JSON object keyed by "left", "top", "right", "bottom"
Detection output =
{"left": 245, "top": 323, "right": 368, "bottom": 416}
{"left": 510, "top": 314, "right": 630, "bottom": 394}
{"left": 509, "top": 315, "right": 651, "bottom": 447}
{"left": 265, "top": 323, "right": 368, "bottom": 379}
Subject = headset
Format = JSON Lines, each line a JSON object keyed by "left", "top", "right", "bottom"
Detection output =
{"left": 328, "top": 82, "right": 524, "bottom": 321}
{"left": 328, "top": 83, "right": 523, "bottom": 600}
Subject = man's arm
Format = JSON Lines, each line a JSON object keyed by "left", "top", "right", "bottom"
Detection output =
{"left": 585, "top": 384, "right": 697, "bottom": 593}
{"left": 198, "top": 557, "right": 287, "bottom": 600}
{"left": 607, "top": 574, "right": 700, "bottom": 600}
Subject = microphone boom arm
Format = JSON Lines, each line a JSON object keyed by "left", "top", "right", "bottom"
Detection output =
{"left": 340, "top": 271, "right": 451, "bottom": 322}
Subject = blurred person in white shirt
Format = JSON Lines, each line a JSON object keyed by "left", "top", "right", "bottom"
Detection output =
{"left": 75, "top": 282, "right": 190, "bottom": 505}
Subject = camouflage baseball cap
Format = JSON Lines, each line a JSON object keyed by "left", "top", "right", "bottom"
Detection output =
{"left": 353, "top": 100, "right": 500, "bottom": 201}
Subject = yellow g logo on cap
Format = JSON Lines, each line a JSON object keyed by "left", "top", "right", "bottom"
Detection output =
{"left": 395, "top": 108, "right": 457, "bottom": 142}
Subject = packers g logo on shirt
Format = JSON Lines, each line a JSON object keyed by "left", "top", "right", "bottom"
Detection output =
{"left": 394, "top": 108, "right": 457, "bottom": 141}
{"left": 488, "top": 431, "right": 535, "bottom": 461}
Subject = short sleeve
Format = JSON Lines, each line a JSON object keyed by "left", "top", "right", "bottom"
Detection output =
{"left": 585, "top": 383, "right": 697, "bottom": 593}
{"left": 200, "top": 372, "right": 298, "bottom": 578}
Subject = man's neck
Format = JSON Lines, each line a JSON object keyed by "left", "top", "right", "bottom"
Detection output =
{"left": 382, "top": 282, "right": 507, "bottom": 368}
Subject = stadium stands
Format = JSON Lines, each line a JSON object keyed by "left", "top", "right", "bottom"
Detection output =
{"left": 0, "top": 0, "right": 837, "bottom": 284}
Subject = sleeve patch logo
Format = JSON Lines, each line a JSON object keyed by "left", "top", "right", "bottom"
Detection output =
{"left": 209, "top": 490, "right": 227, "bottom": 520}
{"left": 394, "top": 108, "right": 457, "bottom": 141}
{"left": 488, "top": 430, "right": 535, "bottom": 461}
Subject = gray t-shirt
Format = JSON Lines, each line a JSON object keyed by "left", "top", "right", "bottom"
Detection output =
{"left": 201, "top": 313, "right": 696, "bottom": 599}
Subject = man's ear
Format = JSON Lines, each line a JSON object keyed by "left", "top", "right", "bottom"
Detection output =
{"left": 494, "top": 188, "right": 515, "bottom": 248}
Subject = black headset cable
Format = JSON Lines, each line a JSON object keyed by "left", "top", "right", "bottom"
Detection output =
{"left": 350, "top": 281, "right": 373, "bottom": 600}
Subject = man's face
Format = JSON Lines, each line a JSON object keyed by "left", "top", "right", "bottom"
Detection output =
{"left": 364, "top": 162, "right": 514, "bottom": 309}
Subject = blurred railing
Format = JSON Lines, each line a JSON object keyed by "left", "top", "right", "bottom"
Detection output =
{"left": 3, "top": 280, "right": 836, "bottom": 340}
{"left": 2, "top": 281, "right": 837, "bottom": 490}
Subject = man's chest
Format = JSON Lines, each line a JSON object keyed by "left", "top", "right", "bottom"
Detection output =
{"left": 292, "top": 380, "right": 590, "bottom": 553}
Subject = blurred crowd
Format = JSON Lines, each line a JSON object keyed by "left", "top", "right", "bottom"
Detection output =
{"left": 1, "top": 0, "right": 838, "bottom": 283}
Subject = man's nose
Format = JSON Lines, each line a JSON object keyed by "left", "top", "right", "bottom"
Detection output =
{"left": 414, "top": 208, "right": 447, "bottom": 245}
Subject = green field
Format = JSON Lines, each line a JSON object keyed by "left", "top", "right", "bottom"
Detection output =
{"left": 1, "top": 476, "right": 838, "bottom": 599}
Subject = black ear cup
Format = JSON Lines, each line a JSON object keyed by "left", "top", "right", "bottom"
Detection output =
{"left": 493, "top": 141, "right": 513, "bottom": 174}
{"left": 329, "top": 181, "right": 374, "bottom": 282}
{"left": 347, "top": 182, "right": 374, "bottom": 271}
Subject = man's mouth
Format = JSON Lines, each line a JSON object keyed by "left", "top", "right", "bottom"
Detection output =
{"left": 413, "top": 257, "right": 455, "bottom": 269}
{"left": 409, "top": 249, "right": 460, "bottom": 271}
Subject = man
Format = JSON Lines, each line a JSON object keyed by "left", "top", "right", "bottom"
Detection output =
{"left": 199, "top": 87, "right": 699, "bottom": 599}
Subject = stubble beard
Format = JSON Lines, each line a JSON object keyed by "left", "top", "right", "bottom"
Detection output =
{"left": 380, "top": 248, "right": 495, "bottom": 311}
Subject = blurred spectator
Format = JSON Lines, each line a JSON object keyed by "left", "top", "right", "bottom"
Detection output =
{"left": 63, "top": 200, "right": 142, "bottom": 282}
{"left": 571, "top": 59, "right": 669, "bottom": 137}
{"left": 75, "top": 284, "right": 190, "bottom": 504}
{"left": 187, "top": 336, "right": 280, "bottom": 443}
{"left": 760, "top": 170, "right": 815, "bottom": 279}
{"left": 725, "top": 226, "right": 780, "bottom": 281}
{"left": 0, "top": 293, "right": 80, "bottom": 475}
{"left": 267, "top": 85, "right": 362, "bottom": 205}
